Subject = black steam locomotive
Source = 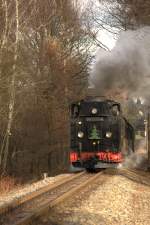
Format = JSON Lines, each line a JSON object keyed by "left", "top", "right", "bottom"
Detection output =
{"left": 70, "top": 97, "right": 134, "bottom": 171}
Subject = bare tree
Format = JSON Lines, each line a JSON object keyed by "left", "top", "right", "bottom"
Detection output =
{"left": 98, "top": 0, "right": 150, "bottom": 30}
{"left": 0, "top": 0, "right": 19, "bottom": 172}
{"left": 0, "top": 0, "right": 93, "bottom": 177}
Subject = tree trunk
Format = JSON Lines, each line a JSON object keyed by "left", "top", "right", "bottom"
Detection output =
{"left": 1, "top": 0, "right": 19, "bottom": 173}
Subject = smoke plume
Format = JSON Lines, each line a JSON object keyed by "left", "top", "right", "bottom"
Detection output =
{"left": 91, "top": 27, "right": 150, "bottom": 99}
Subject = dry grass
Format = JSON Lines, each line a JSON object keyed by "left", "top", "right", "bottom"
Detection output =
{"left": 0, "top": 175, "right": 21, "bottom": 195}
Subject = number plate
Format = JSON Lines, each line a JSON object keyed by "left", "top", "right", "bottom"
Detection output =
{"left": 86, "top": 117, "right": 104, "bottom": 122}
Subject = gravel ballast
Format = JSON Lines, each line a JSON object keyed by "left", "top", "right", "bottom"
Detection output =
{"left": 43, "top": 170, "right": 150, "bottom": 225}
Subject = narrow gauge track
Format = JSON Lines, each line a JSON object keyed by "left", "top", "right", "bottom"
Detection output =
{"left": 0, "top": 172, "right": 84, "bottom": 216}
{"left": 105, "top": 168, "right": 150, "bottom": 186}
{"left": 119, "top": 168, "right": 150, "bottom": 186}
{"left": 0, "top": 171, "right": 102, "bottom": 225}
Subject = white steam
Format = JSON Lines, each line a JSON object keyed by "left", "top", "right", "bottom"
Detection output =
{"left": 92, "top": 27, "right": 150, "bottom": 99}
{"left": 118, "top": 140, "right": 148, "bottom": 170}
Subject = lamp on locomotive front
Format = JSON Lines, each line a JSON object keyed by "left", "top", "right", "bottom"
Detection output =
{"left": 91, "top": 108, "right": 98, "bottom": 114}
{"left": 78, "top": 131, "right": 84, "bottom": 138}
{"left": 106, "top": 132, "right": 112, "bottom": 138}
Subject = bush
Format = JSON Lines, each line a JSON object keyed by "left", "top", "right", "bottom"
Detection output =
{"left": 0, "top": 175, "right": 20, "bottom": 195}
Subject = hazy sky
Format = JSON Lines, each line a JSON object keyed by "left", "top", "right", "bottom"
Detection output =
{"left": 81, "top": 0, "right": 117, "bottom": 50}
{"left": 98, "top": 28, "right": 116, "bottom": 50}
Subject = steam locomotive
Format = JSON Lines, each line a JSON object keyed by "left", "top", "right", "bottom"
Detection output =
{"left": 70, "top": 97, "right": 134, "bottom": 171}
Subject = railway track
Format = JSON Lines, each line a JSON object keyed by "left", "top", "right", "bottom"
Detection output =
{"left": 0, "top": 171, "right": 103, "bottom": 225}
{"left": 119, "top": 168, "right": 150, "bottom": 186}
{"left": 105, "top": 167, "right": 150, "bottom": 186}
{"left": 0, "top": 172, "right": 83, "bottom": 216}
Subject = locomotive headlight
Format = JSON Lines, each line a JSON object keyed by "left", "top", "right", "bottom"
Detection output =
{"left": 91, "top": 108, "right": 98, "bottom": 114}
{"left": 106, "top": 132, "right": 112, "bottom": 138}
{"left": 78, "top": 121, "right": 82, "bottom": 125}
{"left": 78, "top": 131, "right": 84, "bottom": 138}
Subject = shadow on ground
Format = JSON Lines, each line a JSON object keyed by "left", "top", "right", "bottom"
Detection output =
{"left": 33, "top": 210, "right": 111, "bottom": 225}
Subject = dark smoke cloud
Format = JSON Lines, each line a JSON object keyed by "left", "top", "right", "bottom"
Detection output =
{"left": 91, "top": 27, "right": 150, "bottom": 99}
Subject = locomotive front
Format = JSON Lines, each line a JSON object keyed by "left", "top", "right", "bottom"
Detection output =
{"left": 70, "top": 99, "right": 124, "bottom": 171}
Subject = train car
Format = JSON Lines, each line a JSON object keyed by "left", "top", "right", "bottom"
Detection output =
{"left": 70, "top": 97, "right": 134, "bottom": 171}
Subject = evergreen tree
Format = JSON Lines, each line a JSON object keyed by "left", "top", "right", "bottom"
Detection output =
{"left": 89, "top": 125, "right": 100, "bottom": 139}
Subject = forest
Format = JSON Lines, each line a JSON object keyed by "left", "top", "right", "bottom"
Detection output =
{"left": 0, "top": 0, "right": 149, "bottom": 179}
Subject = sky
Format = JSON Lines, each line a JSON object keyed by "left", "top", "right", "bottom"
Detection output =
{"left": 81, "top": 0, "right": 117, "bottom": 50}
{"left": 97, "top": 28, "right": 117, "bottom": 50}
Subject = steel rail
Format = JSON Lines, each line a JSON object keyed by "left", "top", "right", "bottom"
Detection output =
{"left": 0, "top": 171, "right": 85, "bottom": 216}
{"left": 119, "top": 168, "right": 150, "bottom": 186}
{"left": 106, "top": 168, "right": 150, "bottom": 186}
{"left": 1, "top": 171, "right": 103, "bottom": 225}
